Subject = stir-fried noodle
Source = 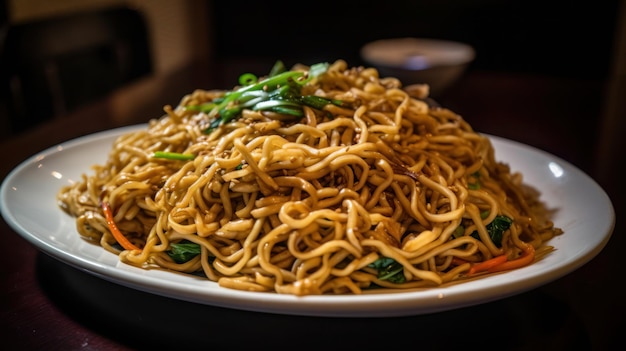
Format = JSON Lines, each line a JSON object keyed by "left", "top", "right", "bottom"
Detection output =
{"left": 57, "top": 60, "right": 563, "bottom": 295}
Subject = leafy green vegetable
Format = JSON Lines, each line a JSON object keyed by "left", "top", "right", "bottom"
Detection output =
{"left": 468, "top": 182, "right": 481, "bottom": 190}
{"left": 468, "top": 171, "right": 481, "bottom": 190}
{"left": 470, "top": 215, "right": 513, "bottom": 247}
{"left": 167, "top": 240, "right": 202, "bottom": 263}
{"left": 452, "top": 225, "right": 465, "bottom": 238}
{"left": 368, "top": 257, "right": 406, "bottom": 283}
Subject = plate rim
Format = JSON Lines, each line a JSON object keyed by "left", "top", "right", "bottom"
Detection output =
{"left": 0, "top": 124, "right": 615, "bottom": 317}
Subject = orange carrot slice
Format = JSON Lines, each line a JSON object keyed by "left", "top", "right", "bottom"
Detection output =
{"left": 101, "top": 201, "right": 141, "bottom": 252}
{"left": 468, "top": 254, "right": 508, "bottom": 275}
{"left": 488, "top": 245, "right": 535, "bottom": 273}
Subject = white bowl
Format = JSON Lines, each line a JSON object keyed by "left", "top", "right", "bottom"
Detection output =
{"left": 360, "top": 38, "right": 475, "bottom": 97}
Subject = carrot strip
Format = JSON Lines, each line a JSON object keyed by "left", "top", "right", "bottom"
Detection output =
{"left": 101, "top": 201, "right": 141, "bottom": 252}
{"left": 488, "top": 245, "right": 535, "bottom": 273}
{"left": 468, "top": 254, "right": 508, "bottom": 275}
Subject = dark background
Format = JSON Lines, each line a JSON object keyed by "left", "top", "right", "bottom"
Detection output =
{"left": 211, "top": 0, "right": 619, "bottom": 80}
{"left": 1, "top": 0, "right": 621, "bottom": 136}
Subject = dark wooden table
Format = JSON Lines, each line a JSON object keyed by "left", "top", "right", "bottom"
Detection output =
{"left": 1, "top": 62, "right": 623, "bottom": 350}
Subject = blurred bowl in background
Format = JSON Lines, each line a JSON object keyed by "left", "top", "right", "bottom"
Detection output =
{"left": 360, "top": 38, "right": 475, "bottom": 97}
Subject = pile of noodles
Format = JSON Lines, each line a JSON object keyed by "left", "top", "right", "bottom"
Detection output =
{"left": 57, "top": 60, "right": 563, "bottom": 295}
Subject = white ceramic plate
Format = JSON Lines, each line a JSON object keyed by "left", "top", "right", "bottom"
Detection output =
{"left": 1, "top": 125, "right": 615, "bottom": 317}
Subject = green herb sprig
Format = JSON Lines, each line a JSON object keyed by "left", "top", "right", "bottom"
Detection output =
{"left": 368, "top": 257, "right": 406, "bottom": 284}
{"left": 186, "top": 61, "right": 347, "bottom": 134}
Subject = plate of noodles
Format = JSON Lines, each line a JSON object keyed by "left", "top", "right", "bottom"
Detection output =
{"left": 0, "top": 60, "right": 615, "bottom": 317}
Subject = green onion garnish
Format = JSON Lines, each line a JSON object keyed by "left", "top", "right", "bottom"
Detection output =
{"left": 153, "top": 151, "right": 195, "bottom": 161}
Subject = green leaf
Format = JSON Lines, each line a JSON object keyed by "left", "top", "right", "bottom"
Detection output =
{"left": 468, "top": 171, "right": 481, "bottom": 189}
{"left": 470, "top": 215, "right": 513, "bottom": 247}
{"left": 452, "top": 225, "right": 465, "bottom": 238}
{"left": 167, "top": 241, "right": 201, "bottom": 263}
{"left": 368, "top": 257, "right": 406, "bottom": 283}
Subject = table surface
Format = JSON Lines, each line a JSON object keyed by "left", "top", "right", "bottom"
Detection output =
{"left": 1, "top": 61, "right": 624, "bottom": 350}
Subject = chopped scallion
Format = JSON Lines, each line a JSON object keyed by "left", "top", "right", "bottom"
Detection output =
{"left": 153, "top": 151, "right": 195, "bottom": 161}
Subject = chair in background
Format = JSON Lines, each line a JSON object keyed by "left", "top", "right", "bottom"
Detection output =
{"left": 0, "top": 6, "right": 153, "bottom": 137}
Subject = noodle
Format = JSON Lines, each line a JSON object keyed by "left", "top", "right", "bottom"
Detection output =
{"left": 57, "top": 60, "right": 563, "bottom": 295}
